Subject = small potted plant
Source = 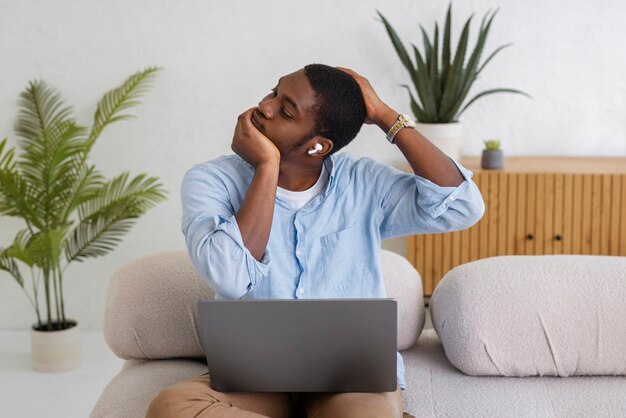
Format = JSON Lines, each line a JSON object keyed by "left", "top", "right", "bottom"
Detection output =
{"left": 481, "top": 139, "right": 504, "bottom": 169}
{"left": 0, "top": 68, "right": 167, "bottom": 372}
{"left": 377, "top": 2, "right": 530, "bottom": 160}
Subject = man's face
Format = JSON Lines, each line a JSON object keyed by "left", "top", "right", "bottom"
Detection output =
{"left": 252, "top": 69, "right": 321, "bottom": 157}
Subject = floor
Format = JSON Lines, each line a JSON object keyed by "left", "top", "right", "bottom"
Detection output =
{"left": 0, "top": 307, "right": 433, "bottom": 417}
{"left": 0, "top": 330, "right": 124, "bottom": 418}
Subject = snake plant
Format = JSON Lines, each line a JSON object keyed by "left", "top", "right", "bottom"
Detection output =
{"left": 0, "top": 68, "right": 167, "bottom": 331}
{"left": 378, "top": 3, "right": 530, "bottom": 123}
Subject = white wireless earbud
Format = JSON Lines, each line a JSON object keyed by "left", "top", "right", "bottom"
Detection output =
{"left": 307, "top": 144, "right": 323, "bottom": 155}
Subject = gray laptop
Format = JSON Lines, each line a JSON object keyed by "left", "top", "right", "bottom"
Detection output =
{"left": 197, "top": 299, "right": 397, "bottom": 393}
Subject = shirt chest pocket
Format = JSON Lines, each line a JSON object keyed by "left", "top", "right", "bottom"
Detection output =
{"left": 319, "top": 223, "right": 372, "bottom": 293}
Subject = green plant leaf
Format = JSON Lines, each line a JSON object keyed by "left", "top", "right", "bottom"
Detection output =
{"left": 419, "top": 24, "right": 433, "bottom": 76}
{"left": 441, "top": 2, "right": 452, "bottom": 87}
{"left": 0, "top": 138, "right": 16, "bottom": 171}
{"left": 0, "top": 248, "right": 24, "bottom": 288}
{"left": 28, "top": 226, "right": 70, "bottom": 270}
{"left": 400, "top": 84, "right": 428, "bottom": 122}
{"left": 59, "top": 165, "right": 105, "bottom": 222}
{"left": 85, "top": 67, "right": 160, "bottom": 155}
{"left": 14, "top": 81, "right": 73, "bottom": 144}
{"left": 457, "top": 88, "right": 532, "bottom": 118}
{"left": 2, "top": 69, "right": 164, "bottom": 327}
{"left": 476, "top": 42, "right": 513, "bottom": 75}
{"left": 17, "top": 120, "right": 86, "bottom": 228}
{"left": 5, "top": 230, "right": 37, "bottom": 267}
{"left": 0, "top": 138, "right": 18, "bottom": 218}
{"left": 65, "top": 216, "right": 137, "bottom": 262}
{"left": 0, "top": 166, "right": 44, "bottom": 229}
{"left": 67, "top": 173, "right": 166, "bottom": 262}
{"left": 439, "top": 13, "right": 473, "bottom": 121}
{"left": 377, "top": 11, "right": 415, "bottom": 75}
{"left": 431, "top": 23, "right": 441, "bottom": 109}
{"left": 76, "top": 172, "right": 166, "bottom": 222}
{"left": 411, "top": 44, "right": 438, "bottom": 119}
{"left": 446, "top": 8, "right": 498, "bottom": 121}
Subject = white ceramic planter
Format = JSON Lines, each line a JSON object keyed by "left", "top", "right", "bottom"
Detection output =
{"left": 415, "top": 122, "right": 463, "bottom": 161}
{"left": 30, "top": 320, "right": 80, "bottom": 373}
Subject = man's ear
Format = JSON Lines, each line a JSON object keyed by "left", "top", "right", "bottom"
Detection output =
{"left": 312, "top": 137, "right": 333, "bottom": 157}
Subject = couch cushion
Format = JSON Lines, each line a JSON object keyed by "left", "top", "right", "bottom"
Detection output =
{"left": 430, "top": 255, "right": 626, "bottom": 377}
{"left": 104, "top": 250, "right": 424, "bottom": 359}
{"left": 89, "top": 359, "right": 207, "bottom": 418}
{"left": 402, "top": 329, "right": 626, "bottom": 417}
{"left": 91, "top": 329, "right": 626, "bottom": 418}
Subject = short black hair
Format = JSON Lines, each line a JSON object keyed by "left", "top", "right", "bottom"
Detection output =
{"left": 303, "top": 64, "right": 366, "bottom": 155}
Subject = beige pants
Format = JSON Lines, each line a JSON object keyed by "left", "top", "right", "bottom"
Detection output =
{"left": 146, "top": 373, "right": 403, "bottom": 418}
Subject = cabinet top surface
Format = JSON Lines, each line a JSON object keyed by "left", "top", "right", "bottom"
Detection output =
{"left": 460, "top": 156, "right": 626, "bottom": 174}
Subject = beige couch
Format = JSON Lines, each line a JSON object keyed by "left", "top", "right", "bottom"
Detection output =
{"left": 91, "top": 251, "right": 626, "bottom": 417}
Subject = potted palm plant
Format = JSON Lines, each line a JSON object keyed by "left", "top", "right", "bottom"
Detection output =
{"left": 0, "top": 68, "right": 167, "bottom": 372}
{"left": 378, "top": 3, "right": 530, "bottom": 159}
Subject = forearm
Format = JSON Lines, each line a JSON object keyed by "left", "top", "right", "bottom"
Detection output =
{"left": 374, "top": 105, "right": 464, "bottom": 187}
{"left": 235, "top": 162, "right": 279, "bottom": 261}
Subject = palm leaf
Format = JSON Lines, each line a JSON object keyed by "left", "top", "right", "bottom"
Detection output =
{"left": 65, "top": 216, "right": 137, "bottom": 262}
{"left": 14, "top": 80, "right": 73, "bottom": 143}
{"left": 77, "top": 172, "right": 166, "bottom": 222}
{"left": 0, "top": 138, "right": 16, "bottom": 170}
{"left": 66, "top": 172, "right": 166, "bottom": 262}
{"left": 18, "top": 121, "right": 86, "bottom": 228}
{"left": 0, "top": 138, "right": 17, "bottom": 217}
{"left": 85, "top": 67, "right": 160, "bottom": 155}
{"left": 0, "top": 248, "right": 24, "bottom": 288}
{"left": 59, "top": 165, "right": 105, "bottom": 222}
{"left": 26, "top": 226, "right": 69, "bottom": 270}
{"left": 0, "top": 167, "right": 44, "bottom": 228}
{"left": 5, "top": 230, "right": 37, "bottom": 267}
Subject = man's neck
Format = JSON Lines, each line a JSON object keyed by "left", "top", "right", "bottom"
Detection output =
{"left": 277, "top": 160, "right": 324, "bottom": 191}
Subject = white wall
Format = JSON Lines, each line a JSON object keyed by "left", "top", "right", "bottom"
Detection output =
{"left": 1, "top": 0, "right": 625, "bottom": 329}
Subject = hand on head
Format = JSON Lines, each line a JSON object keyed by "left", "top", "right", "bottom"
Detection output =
{"left": 336, "top": 67, "right": 392, "bottom": 126}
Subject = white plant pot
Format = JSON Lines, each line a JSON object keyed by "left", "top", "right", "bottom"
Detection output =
{"left": 30, "top": 320, "right": 80, "bottom": 373}
{"left": 415, "top": 122, "right": 463, "bottom": 161}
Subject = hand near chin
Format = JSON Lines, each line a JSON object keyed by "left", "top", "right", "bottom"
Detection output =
{"left": 336, "top": 67, "right": 395, "bottom": 127}
{"left": 231, "top": 108, "right": 280, "bottom": 169}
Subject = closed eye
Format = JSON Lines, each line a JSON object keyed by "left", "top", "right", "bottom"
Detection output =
{"left": 271, "top": 86, "right": 293, "bottom": 119}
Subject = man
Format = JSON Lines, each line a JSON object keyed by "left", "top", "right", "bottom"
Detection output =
{"left": 147, "top": 64, "right": 484, "bottom": 417}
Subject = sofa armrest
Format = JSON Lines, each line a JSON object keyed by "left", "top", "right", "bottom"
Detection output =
{"left": 104, "top": 251, "right": 214, "bottom": 359}
{"left": 431, "top": 255, "right": 626, "bottom": 376}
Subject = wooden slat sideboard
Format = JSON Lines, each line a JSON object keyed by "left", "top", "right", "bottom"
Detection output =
{"left": 408, "top": 157, "right": 626, "bottom": 296}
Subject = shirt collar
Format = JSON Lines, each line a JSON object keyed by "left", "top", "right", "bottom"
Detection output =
{"left": 323, "top": 154, "right": 337, "bottom": 194}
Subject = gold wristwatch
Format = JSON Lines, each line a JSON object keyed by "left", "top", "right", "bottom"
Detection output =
{"left": 385, "top": 113, "right": 416, "bottom": 144}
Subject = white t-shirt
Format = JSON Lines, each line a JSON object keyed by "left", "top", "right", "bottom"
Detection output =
{"left": 276, "top": 164, "right": 329, "bottom": 210}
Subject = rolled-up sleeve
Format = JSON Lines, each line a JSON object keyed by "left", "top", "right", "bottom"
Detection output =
{"left": 368, "top": 157, "right": 485, "bottom": 239}
{"left": 181, "top": 165, "right": 270, "bottom": 299}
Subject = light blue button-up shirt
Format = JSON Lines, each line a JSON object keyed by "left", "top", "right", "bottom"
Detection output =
{"left": 181, "top": 152, "right": 485, "bottom": 390}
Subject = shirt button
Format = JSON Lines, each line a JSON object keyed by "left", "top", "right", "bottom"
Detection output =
{"left": 298, "top": 288, "right": 304, "bottom": 294}
{"left": 296, "top": 249, "right": 302, "bottom": 256}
